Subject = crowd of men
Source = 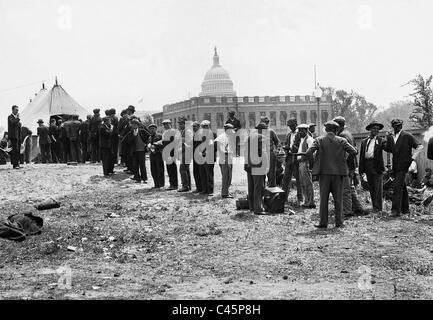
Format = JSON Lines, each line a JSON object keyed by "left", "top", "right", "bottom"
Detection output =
{"left": 2, "top": 103, "right": 426, "bottom": 229}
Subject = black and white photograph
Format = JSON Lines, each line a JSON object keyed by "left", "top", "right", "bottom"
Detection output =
{"left": 1, "top": 0, "right": 433, "bottom": 306}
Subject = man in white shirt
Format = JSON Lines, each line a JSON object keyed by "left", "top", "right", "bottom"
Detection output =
{"left": 296, "top": 124, "right": 315, "bottom": 208}
{"left": 215, "top": 123, "right": 235, "bottom": 198}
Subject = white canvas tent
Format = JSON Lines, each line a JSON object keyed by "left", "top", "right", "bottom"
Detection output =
{"left": 21, "top": 79, "right": 89, "bottom": 133}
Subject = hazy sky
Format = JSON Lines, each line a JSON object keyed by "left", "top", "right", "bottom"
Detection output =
{"left": 1, "top": 0, "right": 432, "bottom": 127}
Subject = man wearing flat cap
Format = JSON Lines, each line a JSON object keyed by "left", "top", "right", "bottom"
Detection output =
{"left": 37, "top": 119, "right": 52, "bottom": 163}
{"left": 359, "top": 120, "right": 387, "bottom": 213}
{"left": 126, "top": 105, "right": 136, "bottom": 116}
{"left": 385, "top": 119, "right": 423, "bottom": 217}
{"left": 99, "top": 116, "right": 114, "bottom": 177}
{"left": 333, "top": 116, "right": 365, "bottom": 216}
{"left": 89, "top": 108, "right": 102, "bottom": 163}
{"left": 259, "top": 116, "right": 281, "bottom": 188}
{"left": 147, "top": 123, "right": 165, "bottom": 188}
{"left": 296, "top": 124, "right": 315, "bottom": 208}
{"left": 282, "top": 117, "right": 303, "bottom": 205}
{"left": 308, "top": 123, "right": 317, "bottom": 139}
{"left": 162, "top": 119, "right": 179, "bottom": 190}
{"left": 306, "top": 120, "right": 357, "bottom": 228}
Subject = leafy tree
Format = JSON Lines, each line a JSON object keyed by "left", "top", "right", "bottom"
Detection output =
{"left": 321, "top": 86, "right": 377, "bottom": 133}
{"left": 374, "top": 100, "right": 416, "bottom": 131}
{"left": 140, "top": 112, "right": 154, "bottom": 126}
{"left": 408, "top": 74, "right": 433, "bottom": 128}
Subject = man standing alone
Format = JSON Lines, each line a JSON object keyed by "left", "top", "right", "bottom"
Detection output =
{"left": 385, "top": 119, "right": 423, "bottom": 217}
{"left": 7, "top": 105, "right": 22, "bottom": 169}
{"left": 306, "top": 121, "right": 357, "bottom": 229}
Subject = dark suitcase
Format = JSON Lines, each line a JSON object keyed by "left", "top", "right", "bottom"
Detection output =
{"left": 236, "top": 197, "right": 249, "bottom": 210}
{"left": 263, "top": 187, "right": 285, "bottom": 213}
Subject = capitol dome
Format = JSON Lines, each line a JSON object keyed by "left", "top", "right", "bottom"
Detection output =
{"left": 199, "top": 47, "right": 236, "bottom": 97}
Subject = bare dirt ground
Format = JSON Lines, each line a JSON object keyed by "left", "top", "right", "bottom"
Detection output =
{"left": 1, "top": 160, "right": 433, "bottom": 300}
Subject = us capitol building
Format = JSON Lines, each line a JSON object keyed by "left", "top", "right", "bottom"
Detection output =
{"left": 152, "top": 48, "right": 332, "bottom": 137}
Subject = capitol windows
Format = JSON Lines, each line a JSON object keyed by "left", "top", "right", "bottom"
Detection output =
{"left": 238, "top": 112, "right": 246, "bottom": 128}
{"left": 310, "top": 110, "right": 317, "bottom": 125}
{"left": 204, "top": 98, "right": 210, "bottom": 104}
{"left": 270, "top": 111, "right": 277, "bottom": 127}
{"left": 321, "top": 110, "right": 329, "bottom": 124}
{"left": 192, "top": 114, "right": 196, "bottom": 121}
{"left": 216, "top": 97, "right": 222, "bottom": 103}
{"left": 289, "top": 111, "right": 297, "bottom": 121}
{"left": 300, "top": 110, "right": 307, "bottom": 124}
{"left": 203, "top": 113, "right": 211, "bottom": 122}
{"left": 227, "top": 97, "right": 233, "bottom": 103}
{"left": 280, "top": 111, "right": 287, "bottom": 126}
{"left": 216, "top": 113, "right": 224, "bottom": 128}
{"left": 248, "top": 112, "right": 256, "bottom": 128}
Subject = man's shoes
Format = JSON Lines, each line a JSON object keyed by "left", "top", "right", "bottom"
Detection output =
{"left": 222, "top": 194, "right": 235, "bottom": 199}
{"left": 177, "top": 187, "right": 190, "bottom": 192}
{"left": 13, "top": 166, "right": 22, "bottom": 170}
{"left": 207, "top": 193, "right": 214, "bottom": 197}
{"left": 254, "top": 211, "right": 267, "bottom": 215}
{"left": 335, "top": 224, "right": 345, "bottom": 229}
{"left": 199, "top": 191, "right": 207, "bottom": 195}
{"left": 391, "top": 211, "right": 401, "bottom": 217}
{"left": 193, "top": 189, "right": 202, "bottom": 193}
{"left": 314, "top": 225, "right": 327, "bottom": 229}
{"left": 166, "top": 186, "right": 177, "bottom": 191}
{"left": 142, "top": 180, "right": 148, "bottom": 184}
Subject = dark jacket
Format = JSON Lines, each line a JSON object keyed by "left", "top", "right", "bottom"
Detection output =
{"left": 148, "top": 133, "right": 163, "bottom": 154}
{"left": 359, "top": 136, "right": 386, "bottom": 175}
{"left": 65, "top": 120, "right": 81, "bottom": 141}
{"left": 99, "top": 124, "right": 114, "bottom": 149}
{"left": 89, "top": 115, "right": 102, "bottom": 138}
{"left": 37, "top": 125, "right": 51, "bottom": 145}
{"left": 385, "top": 130, "right": 420, "bottom": 173}
{"left": 306, "top": 132, "right": 358, "bottom": 176}
{"left": 339, "top": 129, "right": 358, "bottom": 171}
{"left": 7, "top": 114, "right": 22, "bottom": 141}
{"left": 79, "top": 120, "right": 90, "bottom": 142}
{"left": 244, "top": 131, "right": 269, "bottom": 173}
{"left": 131, "top": 129, "right": 149, "bottom": 152}
{"left": 49, "top": 124, "right": 59, "bottom": 142}
{"left": 427, "top": 137, "right": 433, "bottom": 160}
{"left": 225, "top": 117, "right": 241, "bottom": 131}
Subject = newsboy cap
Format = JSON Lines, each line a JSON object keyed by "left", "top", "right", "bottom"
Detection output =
{"left": 177, "top": 116, "right": 187, "bottom": 123}
{"left": 324, "top": 120, "right": 339, "bottom": 130}
{"left": 148, "top": 123, "right": 157, "bottom": 128}
{"left": 224, "top": 123, "right": 234, "bottom": 129}
{"left": 127, "top": 105, "right": 135, "bottom": 112}
{"left": 200, "top": 120, "right": 211, "bottom": 127}
{"left": 332, "top": 116, "right": 346, "bottom": 126}
{"left": 287, "top": 118, "right": 297, "bottom": 125}
{"left": 93, "top": 108, "right": 100, "bottom": 114}
{"left": 37, "top": 119, "right": 44, "bottom": 124}
{"left": 162, "top": 119, "right": 171, "bottom": 124}
{"left": 297, "top": 124, "right": 309, "bottom": 130}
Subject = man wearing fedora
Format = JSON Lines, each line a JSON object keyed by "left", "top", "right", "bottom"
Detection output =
{"left": 37, "top": 119, "right": 52, "bottom": 164}
{"left": 306, "top": 121, "right": 357, "bottom": 228}
{"left": 359, "top": 121, "right": 387, "bottom": 213}
{"left": 385, "top": 119, "right": 423, "bottom": 217}
{"left": 259, "top": 116, "right": 281, "bottom": 188}
{"left": 225, "top": 111, "right": 241, "bottom": 156}
{"left": 7, "top": 105, "right": 22, "bottom": 169}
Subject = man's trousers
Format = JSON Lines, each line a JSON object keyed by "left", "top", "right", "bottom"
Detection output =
{"left": 150, "top": 152, "right": 165, "bottom": 188}
{"left": 69, "top": 139, "right": 80, "bottom": 163}
{"left": 319, "top": 175, "right": 344, "bottom": 227}
{"left": 10, "top": 139, "right": 20, "bottom": 167}
{"left": 199, "top": 163, "right": 214, "bottom": 194}
{"left": 39, "top": 143, "right": 52, "bottom": 163}
{"left": 282, "top": 156, "right": 303, "bottom": 203}
{"left": 267, "top": 151, "right": 277, "bottom": 187}
{"left": 220, "top": 163, "right": 233, "bottom": 197}
{"left": 364, "top": 160, "right": 383, "bottom": 212}
{"left": 133, "top": 151, "right": 147, "bottom": 181}
{"left": 392, "top": 170, "right": 410, "bottom": 215}
{"left": 179, "top": 163, "right": 191, "bottom": 189}
{"left": 193, "top": 160, "right": 202, "bottom": 192}
{"left": 298, "top": 161, "right": 315, "bottom": 206}
{"left": 100, "top": 148, "right": 114, "bottom": 176}
{"left": 247, "top": 171, "right": 265, "bottom": 213}
{"left": 166, "top": 161, "right": 178, "bottom": 188}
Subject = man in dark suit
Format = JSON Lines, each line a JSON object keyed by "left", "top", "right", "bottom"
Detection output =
{"left": 99, "top": 116, "right": 114, "bottom": 177}
{"left": 162, "top": 119, "right": 178, "bottom": 190}
{"left": 79, "top": 115, "right": 91, "bottom": 163}
{"left": 65, "top": 115, "right": 81, "bottom": 163}
{"left": 306, "top": 121, "right": 358, "bottom": 228}
{"left": 192, "top": 121, "right": 202, "bottom": 193}
{"left": 108, "top": 108, "right": 119, "bottom": 168}
{"left": 89, "top": 108, "right": 102, "bottom": 163}
{"left": 37, "top": 119, "right": 52, "bottom": 163}
{"left": 281, "top": 117, "right": 302, "bottom": 205}
{"left": 333, "top": 116, "right": 365, "bottom": 216}
{"left": 20, "top": 126, "right": 32, "bottom": 165}
{"left": 130, "top": 119, "right": 149, "bottom": 183}
{"left": 359, "top": 121, "right": 387, "bottom": 213}
{"left": 177, "top": 116, "right": 193, "bottom": 192}
{"left": 244, "top": 124, "right": 270, "bottom": 214}
{"left": 197, "top": 120, "right": 217, "bottom": 196}
{"left": 385, "top": 119, "right": 423, "bottom": 217}
{"left": 259, "top": 116, "right": 280, "bottom": 188}
{"left": 58, "top": 119, "right": 69, "bottom": 163}
{"left": 147, "top": 123, "right": 165, "bottom": 188}
{"left": 49, "top": 119, "right": 60, "bottom": 163}
{"left": 7, "top": 105, "right": 22, "bottom": 169}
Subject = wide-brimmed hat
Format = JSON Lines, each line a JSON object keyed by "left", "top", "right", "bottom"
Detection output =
{"left": 37, "top": 119, "right": 44, "bottom": 124}
{"left": 148, "top": 123, "right": 157, "bottom": 128}
{"left": 127, "top": 105, "right": 135, "bottom": 112}
{"left": 200, "top": 120, "right": 210, "bottom": 127}
{"left": 177, "top": 116, "right": 187, "bottom": 123}
{"left": 224, "top": 123, "right": 234, "bottom": 129}
{"left": 365, "top": 120, "right": 384, "bottom": 131}
{"left": 308, "top": 123, "right": 316, "bottom": 127}
{"left": 162, "top": 119, "right": 171, "bottom": 125}
{"left": 287, "top": 118, "right": 297, "bottom": 125}
{"left": 93, "top": 108, "right": 100, "bottom": 114}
